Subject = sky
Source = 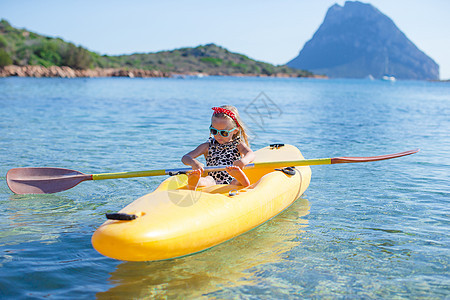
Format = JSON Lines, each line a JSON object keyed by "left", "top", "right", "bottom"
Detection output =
{"left": 1, "top": 0, "right": 449, "bottom": 79}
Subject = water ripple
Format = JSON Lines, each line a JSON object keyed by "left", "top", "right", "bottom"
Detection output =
{"left": 1, "top": 77, "right": 449, "bottom": 299}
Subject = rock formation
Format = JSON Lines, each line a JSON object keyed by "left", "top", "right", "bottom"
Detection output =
{"left": 0, "top": 65, "right": 168, "bottom": 78}
{"left": 287, "top": 1, "right": 439, "bottom": 80}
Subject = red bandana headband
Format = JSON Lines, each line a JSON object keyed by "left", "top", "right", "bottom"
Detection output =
{"left": 212, "top": 107, "right": 240, "bottom": 128}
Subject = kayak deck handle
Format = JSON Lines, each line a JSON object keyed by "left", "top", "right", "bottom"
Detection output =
{"left": 270, "top": 143, "right": 285, "bottom": 149}
{"left": 275, "top": 167, "right": 296, "bottom": 176}
{"left": 106, "top": 213, "right": 138, "bottom": 221}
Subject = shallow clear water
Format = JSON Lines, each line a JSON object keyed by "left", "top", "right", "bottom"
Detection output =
{"left": 0, "top": 77, "right": 448, "bottom": 299}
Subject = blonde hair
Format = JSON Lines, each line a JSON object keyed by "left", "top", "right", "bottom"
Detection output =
{"left": 212, "top": 105, "right": 250, "bottom": 146}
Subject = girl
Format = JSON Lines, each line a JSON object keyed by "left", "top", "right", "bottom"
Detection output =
{"left": 182, "top": 105, "right": 255, "bottom": 189}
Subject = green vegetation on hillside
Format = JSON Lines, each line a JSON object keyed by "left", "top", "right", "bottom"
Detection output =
{"left": 106, "top": 44, "right": 310, "bottom": 76}
{"left": 0, "top": 19, "right": 92, "bottom": 68}
{"left": 0, "top": 19, "right": 312, "bottom": 76}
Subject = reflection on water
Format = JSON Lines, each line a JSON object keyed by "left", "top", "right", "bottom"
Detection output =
{"left": 1, "top": 194, "right": 75, "bottom": 246}
{"left": 97, "top": 197, "right": 310, "bottom": 299}
{"left": 1, "top": 192, "right": 106, "bottom": 247}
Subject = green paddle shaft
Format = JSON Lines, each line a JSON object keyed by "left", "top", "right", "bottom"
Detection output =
{"left": 92, "top": 169, "right": 166, "bottom": 180}
{"left": 90, "top": 158, "right": 331, "bottom": 180}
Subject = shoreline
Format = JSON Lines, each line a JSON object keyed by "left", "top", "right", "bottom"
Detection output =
{"left": 0, "top": 65, "right": 326, "bottom": 79}
{"left": 0, "top": 65, "right": 168, "bottom": 78}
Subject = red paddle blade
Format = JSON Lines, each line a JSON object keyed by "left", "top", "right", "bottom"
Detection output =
{"left": 6, "top": 167, "right": 92, "bottom": 194}
{"left": 331, "top": 148, "right": 420, "bottom": 164}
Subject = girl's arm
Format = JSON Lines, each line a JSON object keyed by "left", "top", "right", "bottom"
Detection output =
{"left": 227, "top": 166, "right": 251, "bottom": 187}
{"left": 226, "top": 142, "right": 255, "bottom": 187}
{"left": 234, "top": 143, "right": 256, "bottom": 168}
{"left": 182, "top": 142, "right": 209, "bottom": 170}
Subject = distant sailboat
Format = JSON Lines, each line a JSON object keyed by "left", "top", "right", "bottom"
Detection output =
{"left": 382, "top": 75, "right": 396, "bottom": 82}
{"left": 381, "top": 48, "right": 396, "bottom": 81}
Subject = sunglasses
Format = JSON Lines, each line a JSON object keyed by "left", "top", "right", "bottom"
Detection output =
{"left": 209, "top": 125, "right": 237, "bottom": 137}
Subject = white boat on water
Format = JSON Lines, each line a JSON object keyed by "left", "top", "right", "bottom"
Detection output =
{"left": 382, "top": 47, "right": 396, "bottom": 82}
{"left": 382, "top": 75, "right": 396, "bottom": 82}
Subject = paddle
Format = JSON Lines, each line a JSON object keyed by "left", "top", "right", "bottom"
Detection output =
{"left": 6, "top": 149, "right": 419, "bottom": 194}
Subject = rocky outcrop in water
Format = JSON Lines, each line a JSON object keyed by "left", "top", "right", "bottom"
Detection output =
{"left": 0, "top": 65, "right": 326, "bottom": 79}
{"left": 0, "top": 65, "right": 168, "bottom": 78}
{"left": 287, "top": 1, "right": 439, "bottom": 80}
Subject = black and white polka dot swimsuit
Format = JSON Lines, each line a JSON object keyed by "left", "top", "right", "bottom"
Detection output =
{"left": 206, "top": 137, "right": 242, "bottom": 184}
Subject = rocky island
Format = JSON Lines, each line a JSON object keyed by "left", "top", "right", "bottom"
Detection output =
{"left": 287, "top": 1, "right": 439, "bottom": 80}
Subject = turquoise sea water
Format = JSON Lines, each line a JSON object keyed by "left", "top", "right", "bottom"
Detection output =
{"left": 0, "top": 77, "right": 448, "bottom": 299}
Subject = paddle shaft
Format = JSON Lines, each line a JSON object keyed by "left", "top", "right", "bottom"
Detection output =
{"left": 90, "top": 158, "right": 333, "bottom": 180}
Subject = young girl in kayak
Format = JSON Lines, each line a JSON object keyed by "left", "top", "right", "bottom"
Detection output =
{"left": 182, "top": 105, "right": 255, "bottom": 189}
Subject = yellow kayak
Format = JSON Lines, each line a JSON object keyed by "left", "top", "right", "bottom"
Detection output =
{"left": 91, "top": 144, "right": 311, "bottom": 261}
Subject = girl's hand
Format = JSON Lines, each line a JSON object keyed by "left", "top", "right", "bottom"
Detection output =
{"left": 226, "top": 165, "right": 241, "bottom": 175}
{"left": 181, "top": 142, "right": 209, "bottom": 172}
{"left": 187, "top": 168, "right": 202, "bottom": 177}
{"left": 233, "top": 159, "right": 245, "bottom": 169}
{"left": 191, "top": 160, "right": 204, "bottom": 173}
{"left": 226, "top": 166, "right": 250, "bottom": 187}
